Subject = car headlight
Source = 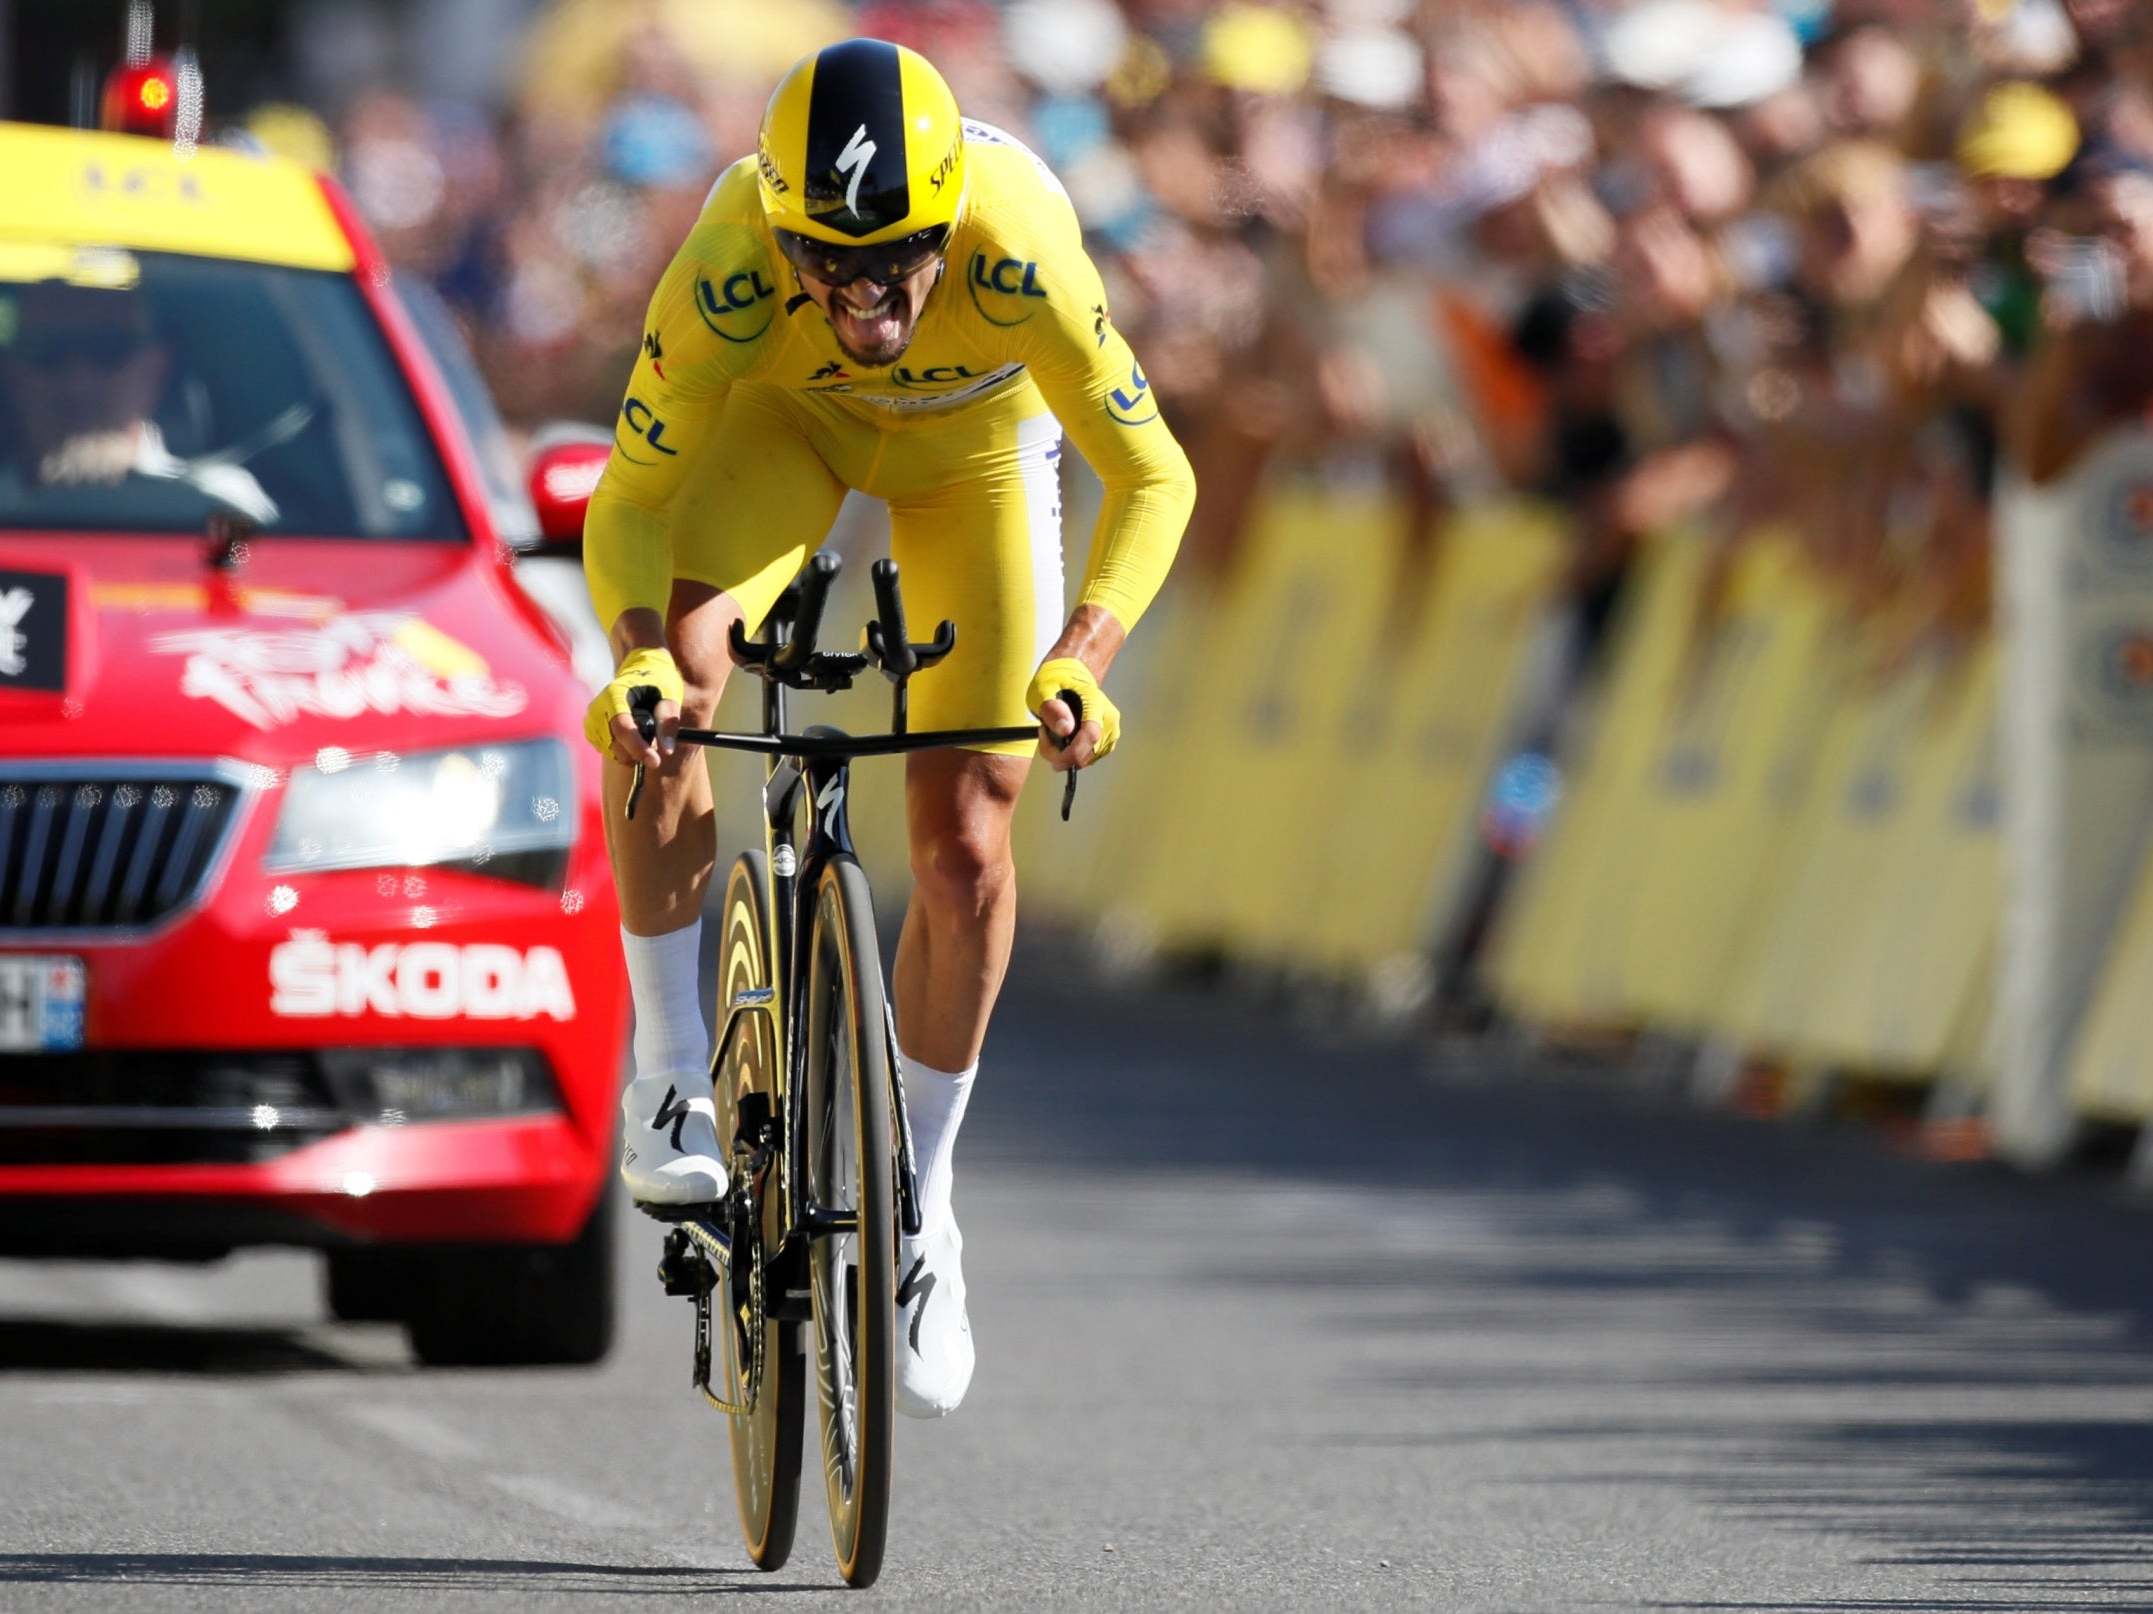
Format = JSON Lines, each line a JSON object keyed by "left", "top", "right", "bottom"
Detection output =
{"left": 266, "top": 741, "right": 573, "bottom": 882}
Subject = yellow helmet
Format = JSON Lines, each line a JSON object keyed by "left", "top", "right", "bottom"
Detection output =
{"left": 759, "top": 39, "right": 967, "bottom": 283}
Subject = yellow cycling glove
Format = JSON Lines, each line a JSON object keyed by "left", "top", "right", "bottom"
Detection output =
{"left": 584, "top": 646, "right": 685, "bottom": 755}
{"left": 1025, "top": 657, "right": 1120, "bottom": 760}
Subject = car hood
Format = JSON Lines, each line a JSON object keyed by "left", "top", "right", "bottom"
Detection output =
{"left": 0, "top": 535, "right": 574, "bottom": 764}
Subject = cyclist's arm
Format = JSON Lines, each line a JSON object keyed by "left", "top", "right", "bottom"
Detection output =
{"left": 583, "top": 238, "right": 755, "bottom": 654}
{"left": 1013, "top": 246, "right": 1197, "bottom": 640}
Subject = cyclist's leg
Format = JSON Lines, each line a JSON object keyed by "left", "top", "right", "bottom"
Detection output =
{"left": 876, "top": 404, "right": 1063, "bottom": 1416}
{"left": 886, "top": 406, "right": 1063, "bottom": 1076}
{"left": 605, "top": 385, "right": 847, "bottom": 1201}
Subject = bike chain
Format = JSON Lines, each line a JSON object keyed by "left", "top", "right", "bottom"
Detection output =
{"left": 688, "top": 1144, "right": 766, "bottom": 1418}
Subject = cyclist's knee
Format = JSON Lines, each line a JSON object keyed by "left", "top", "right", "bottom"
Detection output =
{"left": 910, "top": 817, "right": 1013, "bottom": 918}
{"left": 674, "top": 651, "right": 728, "bottom": 729}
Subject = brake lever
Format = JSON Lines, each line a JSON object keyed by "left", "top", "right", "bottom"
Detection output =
{"left": 1049, "top": 689, "right": 1084, "bottom": 822}
{"left": 624, "top": 684, "right": 662, "bottom": 822}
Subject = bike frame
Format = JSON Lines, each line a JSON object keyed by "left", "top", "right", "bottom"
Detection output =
{"left": 692, "top": 615, "right": 1038, "bottom": 1305}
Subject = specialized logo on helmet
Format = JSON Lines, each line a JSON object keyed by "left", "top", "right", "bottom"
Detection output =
{"left": 836, "top": 124, "right": 877, "bottom": 218}
{"left": 757, "top": 135, "right": 789, "bottom": 195}
{"left": 928, "top": 134, "right": 961, "bottom": 195}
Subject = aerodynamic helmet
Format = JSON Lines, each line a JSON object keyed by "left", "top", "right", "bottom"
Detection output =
{"left": 758, "top": 39, "right": 967, "bottom": 283}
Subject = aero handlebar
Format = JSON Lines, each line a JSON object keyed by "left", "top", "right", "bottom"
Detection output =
{"left": 621, "top": 551, "right": 1085, "bottom": 823}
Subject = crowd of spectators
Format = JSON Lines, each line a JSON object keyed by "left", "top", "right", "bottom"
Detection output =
{"left": 266, "top": 0, "right": 2153, "bottom": 658}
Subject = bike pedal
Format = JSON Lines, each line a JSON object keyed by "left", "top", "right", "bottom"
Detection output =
{"left": 636, "top": 1200, "right": 724, "bottom": 1224}
{"left": 655, "top": 1229, "right": 713, "bottom": 1298}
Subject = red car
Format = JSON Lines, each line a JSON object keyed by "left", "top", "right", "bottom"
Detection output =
{"left": 0, "top": 118, "right": 630, "bottom": 1364}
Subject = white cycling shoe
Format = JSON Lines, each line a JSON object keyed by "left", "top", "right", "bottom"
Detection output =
{"left": 895, "top": 1218, "right": 974, "bottom": 1419}
{"left": 619, "top": 1070, "right": 728, "bottom": 1205}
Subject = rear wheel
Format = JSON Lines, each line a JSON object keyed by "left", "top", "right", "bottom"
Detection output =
{"left": 715, "top": 851, "right": 806, "bottom": 1569}
{"left": 803, "top": 855, "right": 896, "bottom": 1588}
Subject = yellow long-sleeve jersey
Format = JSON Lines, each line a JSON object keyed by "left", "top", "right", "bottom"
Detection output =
{"left": 582, "top": 121, "right": 1196, "bottom": 638}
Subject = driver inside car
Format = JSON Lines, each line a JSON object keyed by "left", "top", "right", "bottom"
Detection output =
{"left": 0, "top": 278, "right": 275, "bottom": 523}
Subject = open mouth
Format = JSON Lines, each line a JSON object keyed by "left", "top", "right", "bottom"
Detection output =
{"left": 829, "top": 285, "right": 906, "bottom": 357}
{"left": 833, "top": 285, "right": 898, "bottom": 319}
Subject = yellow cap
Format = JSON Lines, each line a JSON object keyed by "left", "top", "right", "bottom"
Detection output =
{"left": 1202, "top": 4, "right": 1314, "bottom": 96}
{"left": 1957, "top": 81, "right": 2079, "bottom": 181}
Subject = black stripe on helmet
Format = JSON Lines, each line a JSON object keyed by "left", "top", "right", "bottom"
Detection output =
{"left": 803, "top": 39, "right": 910, "bottom": 239}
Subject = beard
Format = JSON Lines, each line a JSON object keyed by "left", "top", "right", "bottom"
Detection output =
{"left": 826, "top": 280, "right": 922, "bottom": 368}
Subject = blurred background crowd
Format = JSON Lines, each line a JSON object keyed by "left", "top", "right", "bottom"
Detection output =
{"left": 207, "top": 0, "right": 2153, "bottom": 680}
{"left": 27, "top": 0, "right": 2147, "bottom": 672}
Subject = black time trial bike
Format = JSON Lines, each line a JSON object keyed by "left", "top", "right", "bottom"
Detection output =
{"left": 623, "top": 548, "right": 1078, "bottom": 1589}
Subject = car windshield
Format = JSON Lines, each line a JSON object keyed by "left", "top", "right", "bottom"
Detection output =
{"left": 0, "top": 247, "right": 465, "bottom": 540}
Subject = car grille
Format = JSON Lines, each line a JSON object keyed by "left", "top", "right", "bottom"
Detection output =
{"left": 0, "top": 765, "right": 247, "bottom": 935}
{"left": 0, "top": 1049, "right": 343, "bottom": 1166}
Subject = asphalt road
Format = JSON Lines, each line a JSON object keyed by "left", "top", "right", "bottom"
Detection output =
{"left": 5, "top": 962, "right": 2153, "bottom": 1612}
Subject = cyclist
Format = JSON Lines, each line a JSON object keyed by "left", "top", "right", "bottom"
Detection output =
{"left": 581, "top": 40, "right": 1194, "bottom": 1419}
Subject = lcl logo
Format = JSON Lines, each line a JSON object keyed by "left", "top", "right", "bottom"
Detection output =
{"left": 619, "top": 396, "right": 678, "bottom": 457}
{"left": 970, "top": 254, "right": 1045, "bottom": 297}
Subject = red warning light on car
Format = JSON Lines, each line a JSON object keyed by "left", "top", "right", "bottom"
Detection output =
{"left": 101, "top": 59, "right": 181, "bottom": 138}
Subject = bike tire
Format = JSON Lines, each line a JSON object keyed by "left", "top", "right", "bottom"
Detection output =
{"left": 803, "top": 854, "right": 896, "bottom": 1588}
{"left": 715, "top": 851, "right": 805, "bottom": 1570}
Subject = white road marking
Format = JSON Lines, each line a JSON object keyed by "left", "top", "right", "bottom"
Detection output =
{"left": 484, "top": 1471, "right": 650, "bottom": 1532}
{"left": 341, "top": 1400, "right": 730, "bottom": 1563}
{"left": 342, "top": 1402, "right": 484, "bottom": 1463}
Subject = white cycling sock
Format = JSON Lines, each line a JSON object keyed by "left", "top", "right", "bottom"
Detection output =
{"left": 622, "top": 923, "right": 710, "bottom": 1088}
{"left": 901, "top": 1053, "right": 975, "bottom": 1237}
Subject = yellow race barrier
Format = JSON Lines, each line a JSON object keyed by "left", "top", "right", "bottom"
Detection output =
{"left": 1616, "top": 533, "right": 1837, "bottom": 1033}
{"left": 1715, "top": 631, "right": 1998, "bottom": 1075}
{"left": 2066, "top": 825, "right": 2153, "bottom": 1122}
{"left": 1798, "top": 644, "right": 1999, "bottom": 1074}
{"left": 1017, "top": 486, "right": 1563, "bottom": 983}
{"left": 1488, "top": 520, "right": 2002, "bottom": 1082}
{"left": 1717, "top": 632, "right": 1940, "bottom": 1056}
{"left": 1487, "top": 528, "right": 1712, "bottom": 1025}
{"left": 1104, "top": 483, "right": 1410, "bottom": 959}
{"left": 1295, "top": 498, "right": 1566, "bottom": 977}
{"left": 1214, "top": 496, "right": 1424, "bottom": 965}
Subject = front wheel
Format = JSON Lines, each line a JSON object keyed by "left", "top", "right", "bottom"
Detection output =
{"left": 714, "top": 851, "right": 805, "bottom": 1570}
{"left": 803, "top": 855, "right": 896, "bottom": 1588}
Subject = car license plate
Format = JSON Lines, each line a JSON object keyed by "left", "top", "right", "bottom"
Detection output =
{"left": 0, "top": 956, "right": 86, "bottom": 1051}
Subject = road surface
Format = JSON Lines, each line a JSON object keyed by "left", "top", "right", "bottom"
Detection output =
{"left": 4, "top": 961, "right": 2152, "bottom": 1610}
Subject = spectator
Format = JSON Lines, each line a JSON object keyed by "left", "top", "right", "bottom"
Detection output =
{"left": 209, "top": 0, "right": 2153, "bottom": 720}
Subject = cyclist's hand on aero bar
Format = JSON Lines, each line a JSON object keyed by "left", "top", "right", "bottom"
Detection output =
{"left": 1027, "top": 657, "right": 1119, "bottom": 770}
{"left": 585, "top": 646, "right": 684, "bottom": 769}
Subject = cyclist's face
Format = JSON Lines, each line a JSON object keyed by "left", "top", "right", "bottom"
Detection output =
{"left": 798, "top": 256, "right": 943, "bottom": 369}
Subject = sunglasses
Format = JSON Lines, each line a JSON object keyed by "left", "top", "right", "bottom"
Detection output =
{"left": 14, "top": 328, "right": 152, "bottom": 370}
{"left": 773, "top": 225, "right": 950, "bottom": 289}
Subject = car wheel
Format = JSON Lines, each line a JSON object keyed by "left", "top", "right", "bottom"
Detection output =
{"left": 323, "top": 1249, "right": 420, "bottom": 1323}
{"left": 404, "top": 1186, "right": 618, "bottom": 1368}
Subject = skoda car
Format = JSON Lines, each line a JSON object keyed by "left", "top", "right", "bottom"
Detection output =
{"left": 0, "top": 118, "right": 629, "bottom": 1364}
